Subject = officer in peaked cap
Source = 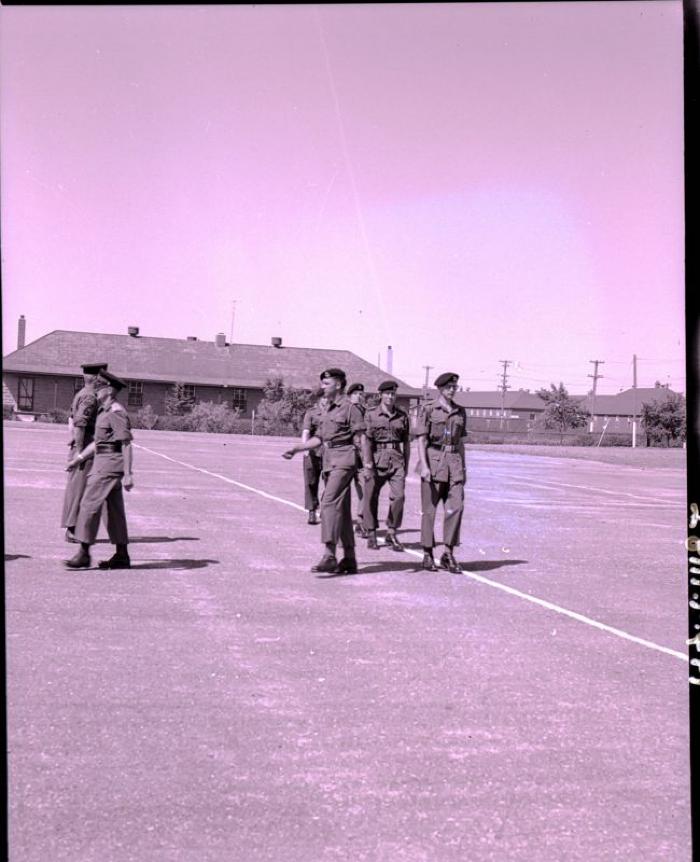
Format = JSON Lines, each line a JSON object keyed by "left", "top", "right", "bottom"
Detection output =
{"left": 61, "top": 362, "right": 108, "bottom": 542}
{"left": 346, "top": 382, "right": 368, "bottom": 537}
{"left": 414, "top": 371, "right": 467, "bottom": 573}
{"left": 282, "top": 367, "right": 365, "bottom": 574}
{"left": 65, "top": 369, "right": 135, "bottom": 570}
{"left": 300, "top": 387, "right": 327, "bottom": 525}
{"left": 361, "top": 380, "right": 410, "bottom": 552}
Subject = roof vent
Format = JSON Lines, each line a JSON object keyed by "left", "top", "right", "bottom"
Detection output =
{"left": 128, "top": 326, "right": 140, "bottom": 337}
{"left": 187, "top": 336, "right": 198, "bottom": 341}
{"left": 271, "top": 337, "right": 283, "bottom": 348}
{"left": 215, "top": 332, "right": 226, "bottom": 348}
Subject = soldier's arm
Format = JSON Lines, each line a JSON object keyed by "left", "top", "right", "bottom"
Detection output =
{"left": 67, "top": 441, "right": 96, "bottom": 470}
{"left": 123, "top": 442, "right": 134, "bottom": 490}
{"left": 282, "top": 436, "right": 322, "bottom": 459}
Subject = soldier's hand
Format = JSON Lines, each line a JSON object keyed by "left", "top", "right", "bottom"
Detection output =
{"left": 420, "top": 465, "right": 432, "bottom": 481}
{"left": 66, "top": 458, "right": 80, "bottom": 471}
{"left": 282, "top": 449, "right": 296, "bottom": 460}
{"left": 123, "top": 474, "right": 134, "bottom": 491}
{"left": 362, "top": 466, "right": 375, "bottom": 481}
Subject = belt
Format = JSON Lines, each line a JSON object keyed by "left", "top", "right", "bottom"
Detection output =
{"left": 429, "top": 443, "right": 461, "bottom": 453}
{"left": 96, "top": 442, "right": 123, "bottom": 454}
{"left": 324, "top": 440, "right": 353, "bottom": 449}
{"left": 375, "top": 442, "right": 402, "bottom": 450}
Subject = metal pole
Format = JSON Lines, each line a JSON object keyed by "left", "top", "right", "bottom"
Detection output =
{"left": 251, "top": 408, "right": 255, "bottom": 435}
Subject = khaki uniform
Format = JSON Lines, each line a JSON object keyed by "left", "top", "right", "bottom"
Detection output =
{"left": 74, "top": 404, "right": 133, "bottom": 545}
{"left": 363, "top": 404, "right": 410, "bottom": 532}
{"left": 301, "top": 403, "right": 324, "bottom": 511}
{"left": 414, "top": 400, "right": 467, "bottom": 548}
{"left": 352, "top": 403, "right": 367, "bottom": 528}
{"left": 314, "top": 396, "right": 365, "bottom": 548}
{"left": 61, "top": 384, "right": 99, "bottom": 529}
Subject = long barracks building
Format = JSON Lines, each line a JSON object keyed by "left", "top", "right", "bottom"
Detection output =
{"left": 2, "top": 326, "right": 423, "bottom": 418}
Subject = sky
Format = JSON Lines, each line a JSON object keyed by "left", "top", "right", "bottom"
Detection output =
{"left": 0, "top": 2, "right": 685, "bottom": 394}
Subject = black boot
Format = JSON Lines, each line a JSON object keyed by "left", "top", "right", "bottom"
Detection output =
{"left": 311, "top": 554, "right": 338, "bottom": 573}
{"left": 421, "top": 551, "right": 438, "bottom": 572}
{"left": 385, "top": 533, "right": 404, "bottom": 552}
{"left": 336, "top": 556, "right": 358, "bottom": 574}
{"left": 439, "top": 550, "right": 463, "bottom": 574}
{"left": 65, "top": 548, "right": 91, "bottom": 569}
{"left": 307, "top": 509, "right": 320, "bottom": 525}
{"left": 98, "top": 552, "right": 131, "bottom": 570}
{"left": 366, "top": 530, "right": 380, "bottom": 550}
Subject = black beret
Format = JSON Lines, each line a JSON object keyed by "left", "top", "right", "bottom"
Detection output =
{"left": 81, "top": 362, "right": 108, "bottom": 374}
{"left": 378, "top": 380, "right": 398, "bottom": 392}
{"left": 320, "top": 368, "right": 347, "bottom": 383}
{"left": 347, "top": 383, "right": 365, "bottom": 395}
{"left": 95, "top": 369, "right": 127, "bottom": 392}
{"left": 434, "top": 372, "right": 459, "bottom": 388}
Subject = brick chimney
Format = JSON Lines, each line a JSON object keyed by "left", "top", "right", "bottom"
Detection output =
{"left": 215, "top": 332, "right": 227, "bottom": 348}
{"left": 17, "top": 315, "right": 26, "bottom": 349}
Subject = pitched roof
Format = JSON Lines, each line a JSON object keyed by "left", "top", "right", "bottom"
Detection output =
{"left": 2, "top": 330, "right": 423, "bottom": 396}
{"left": 423, "top": 389, "right": 546, "bottom": 410}
{"left": 578, "top": 387, "right": 681, "bottom": 416}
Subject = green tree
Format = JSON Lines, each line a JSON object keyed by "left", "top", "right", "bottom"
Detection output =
{"left": 255, "top": 376, "right": 316, "bottom": 435}
{"left": 535, "top": 383, "right": 591, "bottom": 442}
{"left": 164, "top": 382, "right": 195, "bottom": 415}
{"left": 641, "top": 392, "right": 686, "bottom": 447}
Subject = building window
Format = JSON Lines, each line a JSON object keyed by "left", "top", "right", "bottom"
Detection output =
{"left": 529, "top": 412, "right": 536, "bottom": 421}
{"left": 18, "top": 376, "right": 35, "bottom": 411}
{"left": 128, "top": 381, "right": 143, "bottom": 407}
{"left": 74, "top": 377, "right": 84, "bottom": 393}
{"left": 231, "top": 387, "right": 248, "bottom": 414}
{"left": 183, "top": 384, "right": 196, "bottom": 403}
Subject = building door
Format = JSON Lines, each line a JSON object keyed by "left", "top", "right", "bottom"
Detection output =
{"left": 18, "top": 377, "right": 35, "bottom": 411}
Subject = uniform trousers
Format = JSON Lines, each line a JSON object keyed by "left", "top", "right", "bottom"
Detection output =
{"left": 320, "top": 467, "right": 356, "bottom": 550}
{"left": 303, "top": 450, "right": 324, "bottom": 510}
{"left": 363, "top": 464, "right": 406, "bottom": 532}
{"left": 61, "top": 455, "right": 93, "bottom": 528}
{"left": 74, "top": 456, "right": 129, "bottom": 545}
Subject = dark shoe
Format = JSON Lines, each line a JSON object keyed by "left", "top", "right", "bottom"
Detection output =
{"left": 385, "top": 533, "right": 405, "bottom": 552}
{"left": 65, "top": 549, "right": 91, "bottom": 569}
{"left": 354, "top": 523, "right": 368, "bottom": 538}
{"left": 367, "top": 531, "right": 380, "bottom": 550}
{"left": 98, "top": 554, "right": 131, "bottom": 570}
{"left": 311, "top": 555, "right": 338, "bottom": 573}
{"left": 421, "top": 552, "right": 438, "bottom": 572}
{"left": 64, "top": 528, "right": 78, "bottom": 544}
{"left": 439, "top": 552, "right": 463, "bottom": 574}
{"left": 336, "top": 557, "right": 358, "bottom": 574}
{"left": 307, "top": 510, "right": 320, "bottom": 525}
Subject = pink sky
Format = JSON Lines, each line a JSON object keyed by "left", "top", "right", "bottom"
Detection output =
{"left": 0, "top": 2, "right": 685, "bottom": 393}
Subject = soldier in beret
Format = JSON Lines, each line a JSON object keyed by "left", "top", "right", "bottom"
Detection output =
{"left": 347, "top": 382, "right": 368, "bottom": 538}
{"left": 282, "top": 368, "right": 365, "bottom": 574}
{"left": 300, "top": 388, "right": 327, "bottom": 525}
{"left": 64, "top": 369, "right": 134, "bottom": 570}
{"left": 414, "top": 372, "right": 467, "bottom": 573}
{"left": 61, "top": 362, "right": 108, "bottom": 542}
{"left": 361, "top": 380, "right": 410, "bottom": 552}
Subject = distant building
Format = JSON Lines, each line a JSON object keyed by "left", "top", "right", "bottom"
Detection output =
{"left": 578, "top": 385, "right": 682, "bottom": 434}
{"left": 2, "top": 326, "right": 422, "bottom": 419}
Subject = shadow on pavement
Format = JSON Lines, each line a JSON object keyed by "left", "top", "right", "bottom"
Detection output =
{"left": 5, "top": 554, "right": 31, "bottom": 561}
{"left": 316, "top": 560, "right": 415, "bottom": 578}
{"left": 461, "top": 559, "right": 528, "bottom": 572}
{"left": 95, "top": 536, "right": 200, "bottom": 544}
{"left": 129, "top": 558, "right": 219, "bottom": 570}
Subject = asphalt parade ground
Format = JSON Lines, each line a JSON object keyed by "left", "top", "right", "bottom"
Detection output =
{"left": 4, "top": 423, "right": 691, "bottom": 861}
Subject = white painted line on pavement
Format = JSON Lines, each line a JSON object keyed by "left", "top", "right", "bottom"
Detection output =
{"left": 134, "top": 443, "right": 307, "bottom": 512}
{"left": 135, "top": 442, "right": 688, "bottom": 664}
{"left": 505, "top": 476, "right": 675, "bottom": 505}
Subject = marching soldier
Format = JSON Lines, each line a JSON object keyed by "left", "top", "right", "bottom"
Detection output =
{"left": 61, "top": 362, "right": 108, "bottom": 542}
{"left": 414, "top": 372, "right": 467, "bottom": 574}
{"left": 301, "top": 388, "right": 327, "bottom": 525}
{"left": 347, "top": 382, "right": 368, "bottom": 537}
{"left": 283, "top": 368, "right": 365, "bottom": 574}
{"left": 362, "top": 380, "right": 410, "bottom": 551}
{"left": 65, "top": 370, "right": 134, "bottom": 570}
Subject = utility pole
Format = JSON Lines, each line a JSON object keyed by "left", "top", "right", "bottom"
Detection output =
{"left": 498, "top": 360, "right": 511, "bottom": 429}
{"left": 422, "top": 365, "right": 433, "bottom": 403}
{"left": 632, "top": 354, "right": 638, "bottom": 448}
{"left": 588, "top": 359, "right": 605, "bottom": 433}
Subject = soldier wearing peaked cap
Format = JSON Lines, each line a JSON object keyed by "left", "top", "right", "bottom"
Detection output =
{"left": 300, "top": 388, "right": 327, "bottom": 525}
{"left": 65, "top": 370, "right": 135, "bottom": 570}
{"left": 61, "top": 362, "right": 108, "bottom": 542}
{"left": 414, "top": 372, "right": 467, "bottom": 574}
{"left": 282, "top": 368, "right": 365, "bottom": 574}
{"left": 347, "top": 382, "right": 368, "bottom": 537}
{"left": 361, "top": 380, "right": 410, "bottom": 552}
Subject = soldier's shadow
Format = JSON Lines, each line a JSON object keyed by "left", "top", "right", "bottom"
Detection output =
{"left": 94, "top": 536, "right": 200, "bottom": 544}
{"left": 128, "top": 558, "right": 219, "bottom": 570}
{"left": 316, "top": 560, "right": 412, "bottom": 578}
{"left": 5, "top": 554, "right": 31, "bottom": 561}
{"left": 461, "top": 559, "right": 528, "bottom": 572}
